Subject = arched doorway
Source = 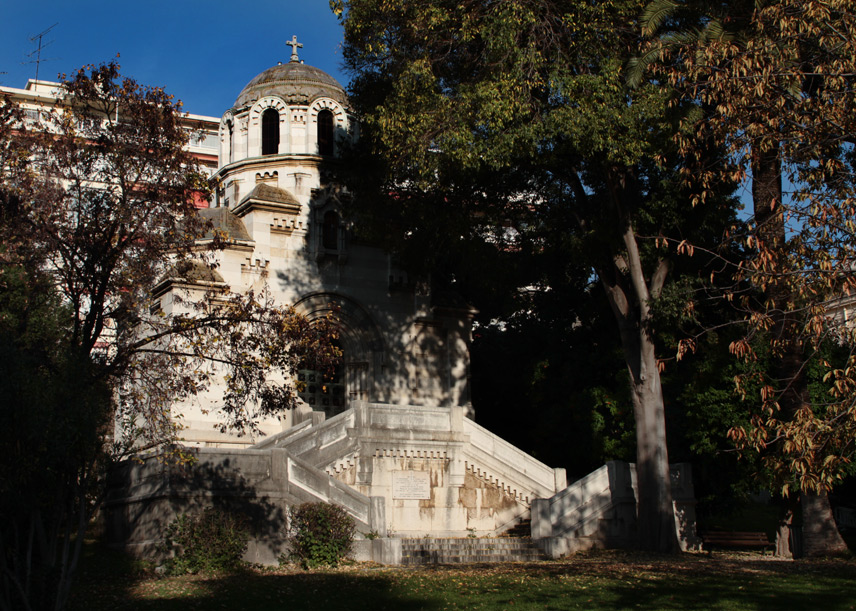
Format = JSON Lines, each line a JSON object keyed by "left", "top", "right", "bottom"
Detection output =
{"left": 293, "top": 293, "right": 384, "bottom": 413}
{"left": 297, "top": 339, "right": 346, "bottom": 417}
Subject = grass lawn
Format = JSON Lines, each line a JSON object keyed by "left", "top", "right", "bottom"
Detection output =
{"left": 70, "top": 545, "right": 856, "bottom": 611}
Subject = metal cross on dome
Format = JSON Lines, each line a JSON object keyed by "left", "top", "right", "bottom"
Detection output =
{"left": 286, "top": 35, "right": 303, "bottom": 62}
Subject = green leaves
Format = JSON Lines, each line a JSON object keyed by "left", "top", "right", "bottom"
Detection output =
{"left": 287, "top": 502, "right": 356, "bottom": 569}
{"left": 161, "top": 509, "right": 250, "bottom": 575}
{"left": 336, "top": 0, "right": 744, "bottom": 552}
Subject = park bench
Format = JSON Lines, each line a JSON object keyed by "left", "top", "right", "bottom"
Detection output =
{"left": 700, "top": 531, "right": 773, "bottom": 552}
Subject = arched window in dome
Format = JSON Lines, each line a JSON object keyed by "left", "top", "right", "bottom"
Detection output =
{"left": 226, "top": 119, "right": 234, "bottom": 163}
{"left": 261, "top": 108, "right": 279, "bottom": 156}
{"left": 322, "top": 210, "right": 339, "bottom": 250}
{"left": 317, "top": 109, "right": 334, "bottom": 156}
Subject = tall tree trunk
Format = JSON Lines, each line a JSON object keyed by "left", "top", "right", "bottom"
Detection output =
{"left": 754, "top": 149, "right": 799, "bottom": 558}
{"left": 598, "top": 199, "right": 680, "bottom": 553}
{"left": 751, "top": 147, "right": 848, "bottom": 556}
{"left": 802, "top": 493, "right": 849, "bottom": 557}
{"left": 751, "top": 149, "right": 784, "bottom": 249}
{"left": 630, "top": 334, "right": 681, "bottom": 553}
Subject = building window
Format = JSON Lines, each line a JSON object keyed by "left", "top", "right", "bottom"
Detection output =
{"left": 322, "top": 210, "right": 339, "bottom": 250}
{"left": 317, "top": 109, "right": 334, "bottom": 156}
{"left": 261, "top": 108, "right": 279, "bottom": 155}
{"left": 226, "top": 120, "right": 233, "bottom": 163}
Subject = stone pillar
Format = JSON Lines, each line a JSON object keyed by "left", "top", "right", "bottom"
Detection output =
{"left": 278, "top": 112, "right": 289, "bottom": 155}
{"left": 247, "top": 113, "right": 259, "bottom": 157}
{"left": 370, "top": 496, "right": 386, "bottom": 536}
{"left": 530, "top": 498, "right": 552, "bottom": 540}
{"left": 553, "top": 468, "right": 567, "bottom": 492}
{"left": 449, "top": 405, "right": 464, "bottom": 433}
{"left": 238, "top": 117, "right": 248, "bottom": 161}
{"left": 270, "top": 448, "right": 287, "bottom": 485}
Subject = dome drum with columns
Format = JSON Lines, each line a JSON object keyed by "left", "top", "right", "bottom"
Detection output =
{"left": 217, "top": 37, "right": 353, "bottom": 186}
{"left": 164, "top": 39, "right": 475, "bottom": 447}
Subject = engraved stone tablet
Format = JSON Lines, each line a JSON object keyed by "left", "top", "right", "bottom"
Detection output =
{"left": 392, "top": 471, "right": 431, "bottom": 500}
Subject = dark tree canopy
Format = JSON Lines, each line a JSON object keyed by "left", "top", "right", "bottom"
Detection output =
{"left": 333, "top": 0, "right": 740, "bottom": 552}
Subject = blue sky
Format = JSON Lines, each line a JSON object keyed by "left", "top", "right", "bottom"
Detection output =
{"left": 1, "top": 1, "right": 347, "bottom": 118}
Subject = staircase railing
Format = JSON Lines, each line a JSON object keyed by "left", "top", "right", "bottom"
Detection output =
{"left": 255, "top": 408, "right": 357, "bottom": 468}
{"left": 462, "top": 417, "right": 566, "bottom": 504}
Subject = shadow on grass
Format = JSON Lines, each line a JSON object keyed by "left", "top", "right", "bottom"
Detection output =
{"left": 391, "top": 555, "right": 856, "bottom": 611}
{"left": 598, "top": 569, "right": 855, "bottom": 611}
{"left": 72, "top": 565, "right": 434, "bottom": 611}
{"left": 70, "top": 544, "right": 856, "bottom": 611}
{"left": 70, "top": 541, "right": 432, "bottom": 611}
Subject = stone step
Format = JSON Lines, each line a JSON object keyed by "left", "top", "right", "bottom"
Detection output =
{"left": 402, "top": 551, "right": 545, "bottom": 560}
{"left": 401, "top": 539, "right": 537, "bottom": 548}
{"left": 402, "top": 546, "right": 544, "bottom": 555}
{"left": 400, "top": 541, "right": 539, "bottom": 550}
{"left": 402, "top": 555, "right": 544, "bottom": 565}
{"left": 403, "top": 549, "right": 545, "bottom": 556}
{"left": 501, "top": 519, "right": 532, "bottom": 538}
{"left": 400, "top": 537, "right": 548, "bottom": 565}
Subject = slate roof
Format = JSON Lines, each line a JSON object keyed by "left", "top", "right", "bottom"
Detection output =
{"left": 198, "top": 206, "right": 252, "bottom": 242}
{"left": 166, "top": 259, "right": 225, "bottom": 284}
{"left": 236, "top": 183, "right": 300, "bottom": 209}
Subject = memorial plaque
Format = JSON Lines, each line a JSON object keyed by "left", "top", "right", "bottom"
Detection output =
{"left": 392, "top": 471, "right": 431, "bottom": 500}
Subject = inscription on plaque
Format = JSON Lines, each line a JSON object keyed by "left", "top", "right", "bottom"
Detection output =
{"left": 392, "top": 471, "right": 431, "bottom": 500}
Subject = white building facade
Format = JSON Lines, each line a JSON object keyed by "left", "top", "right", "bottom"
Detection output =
{"left": 157, "top": 49, "right": 476, "bottom": 447}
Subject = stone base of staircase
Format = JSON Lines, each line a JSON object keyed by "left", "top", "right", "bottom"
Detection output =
{"left": 401, "top": 537, "right": 548, "bottom": 565}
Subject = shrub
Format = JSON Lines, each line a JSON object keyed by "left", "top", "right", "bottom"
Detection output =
{"left": 161, "top": 508, "right": 249, "bottom": 574}
{"left": 287, "top": 502, "right": 355, "bottom": 568}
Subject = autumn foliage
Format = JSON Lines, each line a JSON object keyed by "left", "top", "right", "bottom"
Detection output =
{"left": 0, "top": 63, "right": 338, "bottom": 610}
{"left": 640, "top": 0, "right": 856, "bottom": 495}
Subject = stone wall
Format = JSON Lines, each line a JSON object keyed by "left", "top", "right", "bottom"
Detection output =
{"left": 106, "top": 406, "right": 698, "bottom": 564}
{"left": 531, "top": 461, "right": 700, "bottom": 556}
{"left": 104, "top": 446, "right": 373, "bottom": 565}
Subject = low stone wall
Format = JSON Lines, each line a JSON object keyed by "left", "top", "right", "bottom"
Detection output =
{"left": 104, "top": 446, "right": 375, "bottom": 565}
{"left": 463, "top": 417, "right": 566, "bottom": 503}
{"left": 532, "top": 461, "right": 700, "bottom": 557}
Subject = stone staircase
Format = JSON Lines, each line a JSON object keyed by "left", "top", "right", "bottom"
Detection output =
{"left": 500, "top": 518, "right": 532, "bottom": 538}
{"left": 400, "top": 537, "right": 547, "bottom": 565}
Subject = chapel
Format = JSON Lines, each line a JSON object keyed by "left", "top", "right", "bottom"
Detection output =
{"left": 159, "top": 38, "right": 476, "bottom": 447}
{"left": 101, "top": 40, "right": 698, "bottom": 563}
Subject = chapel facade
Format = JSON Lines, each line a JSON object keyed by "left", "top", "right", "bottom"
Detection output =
{"left": 159, "top": 41, "right": 476, "bottom": 447}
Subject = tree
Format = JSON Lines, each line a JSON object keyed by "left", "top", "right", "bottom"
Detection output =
{"left": 333, "top": 0, "right": 738, "bottom": 552}
{"left": 0, "top": 64, "right": 338, "bottom": 610}
{"left": 0, "top": 265, "right": 112, "bottom": 611}
{"left": 637, "top": 0, "right": 856, "bottom": 555}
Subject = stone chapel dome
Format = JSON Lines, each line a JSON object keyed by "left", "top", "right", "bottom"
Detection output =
{"left": 234, "top": 60, "right": 348, "bottom": 109}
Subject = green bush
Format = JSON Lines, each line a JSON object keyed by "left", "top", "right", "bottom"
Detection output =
{"left": 161, "top": 508, "right": 249, "bottom": 574}
{"left": 287, "top": 502, "right": 355, "bottom": 568}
